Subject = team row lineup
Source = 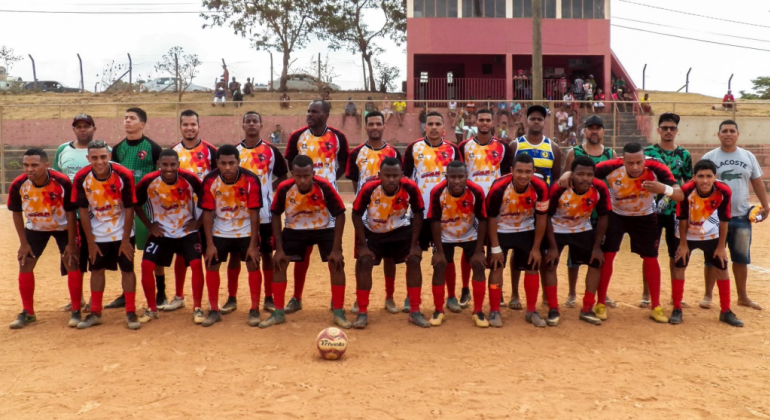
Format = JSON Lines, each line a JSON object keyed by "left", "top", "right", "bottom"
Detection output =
{"left": 8, "top": 102, "right": 766, "bottom": 331}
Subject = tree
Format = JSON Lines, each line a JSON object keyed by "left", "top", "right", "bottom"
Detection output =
{"left": 318, "top": 0, "right": 405, "bottom": 92}
{"left": 155, "top": 47, "right": 202, "bottom": 101}
{"left": 0, "top": 45, "right": 23, "bottom": 73}
{"left": 374, "top": 58, "right": 400, "bottom": 93}
{"left": 201, "top": 0, "right": 322, "bottom": 92}
{"left": 98, "top": 60, "right": 127, "bottom": 92}
{"left": 740, "top": 76, "right": 770, "bottom": 100}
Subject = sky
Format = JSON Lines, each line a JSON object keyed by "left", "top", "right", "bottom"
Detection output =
{"left": 0, "top": 0, "right": 768, "bottom": 98}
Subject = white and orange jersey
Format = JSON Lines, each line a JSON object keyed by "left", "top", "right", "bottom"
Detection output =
{"left": 486, "top": 174, "right": 549, "bottom": 233}
{"left": 271, "top": 176, "right": 346, "bottom": 230}
{"left": 676, "top": 180, "right": 732, "bottom": 241}
{"left": 403, "top": 138, "right": 462, "bottom": 217}
{"left": 346, "top": 142, "right": 402, "bottom": 192}
{"left": 136, "top": 169, "right": 202, "bottom": 239}
{"left": 236, "top": 139, "right": 289, "bottom": 223}
{"left": 595, "top": 157, "right": 677, "bottom": 217}
{"left": 198, "top": 168, "right": 262, "bottom": 238}
{"left": 548, "top": 180, "right": 611, "bottom": 234}
{"left": 352, "top": 178, "right": 423, "bottom": 233}
{"left": 8, "top": 169, "right": 75, "bottom": 231}
{"left": 171, "top": 139, "right": 218, "bottom": 181}
{"left": 428, "top": 180, "right": 487, "bottom": 243}
{"left": 285, "top": 126, "right": 349, "bottom": 189}
{"left": 458, "top": 137, "right": 512, "bottom": 193}
{"left": 72, "top": 163, "right": 136, "bottom": 242}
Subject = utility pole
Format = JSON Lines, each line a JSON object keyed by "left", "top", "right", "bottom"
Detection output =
{"left": 77, "top": 54, "right": 84, "bottom": 93}
{"left": 127, "top": 53, "right": 133, "bottom": 92}
{"left": 269, "top": 52, "right": 274, "bottom": 91}
{"left": 532, "top": 0, "right": 543, "bottom": 102}
{"left": 28, "top": 54, "right": 37, "bottom": 90}
{"left": 362, "top": 56, "right": 367, "bottom": 91}
{"left": 317, "top": 52, "right": 321, "bottom": 83}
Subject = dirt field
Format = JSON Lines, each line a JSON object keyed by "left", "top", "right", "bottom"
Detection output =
{"left": 1, "top": 207, "right": 769, "bottom": 419}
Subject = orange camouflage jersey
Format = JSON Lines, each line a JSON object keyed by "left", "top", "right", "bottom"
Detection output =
{"left": 72, "top": 163, "right": 136, "bottom": 242}
{"left": 403, "top": 138, "right": 462, "bottom": 217}
{"left": 136, "top": 169, "right": 202, "bottom": 239}
{"left": 171, "top": 139, "right": 218, "bottom": 181}
{"left": 486, "top": 174, "right": 549, "bottom": 233}
{"left": 236, "top": 139, "right": 289, "bottom": 224}
{"left": 595, "top": 157, "right": 677, "bottom": 217}
{"left": 458, "top": 137, "right": 512, "bottom": 193}
{"left": 8, "top": 169, "right": 76, "bottom": 231}
{"left": 428, "top": 179, "right": 487, "bottom": 243}
{"left": 271, "top": 176, "right": 346, "bottom": 230}
{"left": 548, "top": 180, "right": 611, "bottom": 234}
{"left": 352, "top": 178, "right": 423, "bottom": 233}
{"left": 285, "top": 126, "right": 349, "bottom": 189}
{"left": 676, "top": 180, "right": 731, "bottom": 241}
{"left": 346, "top": 142, "right": 402, "bottom": 192}
{"left": 198, "top": 168, "right": 262, "bottom": 238}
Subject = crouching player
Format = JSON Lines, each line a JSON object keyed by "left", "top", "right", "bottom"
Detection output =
{"left": 543, "top": 156, "right": 610, "bottom": 325}
{"left": 673, "top": 159, "right": 743, "bottom": 327}
{"left": 428, "top": 161, "right": 488, "bottom": 327}
{"left": 351, "top": 157, "right": 425, "bottom": 329}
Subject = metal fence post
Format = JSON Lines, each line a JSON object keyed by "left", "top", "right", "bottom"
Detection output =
{"left": 612, "top": 102, "right": 617, "bottom": 152}
{"left": 0, "top": 106, "right": 4, "bottom": 196}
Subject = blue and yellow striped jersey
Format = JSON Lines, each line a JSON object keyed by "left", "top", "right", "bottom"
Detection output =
{"left": 515, "top": 136, "right": 555, "bottom": 186}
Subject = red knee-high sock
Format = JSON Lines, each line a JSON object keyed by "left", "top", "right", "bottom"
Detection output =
{"left": 472, "top": 279, "right": 486, "bottom": 313}
{"left": 598, "top": 252, "right": 616, "bottom": 305}
{"left": 642, "top": 257, "right": 661, "bottom": 308}
{"left": 18, "top": 272, "right": 35, "bottom": 315}
{"left": 140, "top": 260, "right": 158, "bottom": 311}
{"left": 174, "top": 256, "right": 187, "bottom": 298}
{"left": 432, "top": 285, "right": 445, "bottom": 312}
{"left": 489, "top": 283, "right": 502, "bottom": 312}
{"left": 408, "top": 286, "right": 422, "bottom": 313}
{"left": 461, "top": 257, "right": 471, "bottom": 289}
{"left": 274, "top": 281, "right": 287, "bottom": 310}
{"left": 124, "top": 292, "right": 136, "bottom": 314}
{"left": 523, "top": 274, "right": 540, "bottom": 312}
{"left": 248, "top": 270, "right": 262, "bottom": 310}
{"left": 263, "top": 268, "right": 273, "bottom": 298}
{"left": 582, "top": 291, "right": 596, "bottom": 313}
{"left": 206, "top": 270, "right": 221, "bottom": 311}
{"left": 293, "top": 247, "right": 312, "bottom": 300}
{"left": 357, "top": 289, "right": 370, "bottom": 314}
{"left": 545, "top": 285, "right": 559, "bottom": 310}
{"left": 227, "top": 268, "right": 240, "bottom": 298}
{"left": 717, "top": 279, "right": 731, "bottom": 313}
{"left": 67, "top": 270, "right": 83, "bottom": 311}
{"left": 189, "top": 259, "right": 204, "bottom": 308}
{"left": 445, "top": 262, "right": 457, "bottom": 298}
{"left": 385, "top": 276, "right": 395, "bottom": 299}
{"left": 331, "top": 285, "right": 345, "bottom": 310}
{"left": 91, "top": 291, "right": 104, "bottom": 314}
{"left": 672, "top": 278, "right": 685, "bottom": 310}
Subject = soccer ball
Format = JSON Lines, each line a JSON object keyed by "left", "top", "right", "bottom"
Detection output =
{"left": 316, "top": 327, "right": 348, "bottom": 360}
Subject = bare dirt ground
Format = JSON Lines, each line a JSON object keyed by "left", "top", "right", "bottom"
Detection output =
{"left": 1, "top": 208, "right": 769, "bottom": 419}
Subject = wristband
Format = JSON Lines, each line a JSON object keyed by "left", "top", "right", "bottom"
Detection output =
{"left": 664, "top": 185, "right": 674, "bottom": 197}
{"left": 491, "top": 246, "right": 503, "bottom": 254}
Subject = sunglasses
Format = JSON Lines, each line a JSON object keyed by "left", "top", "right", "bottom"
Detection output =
{"left": 659, "top": 126, "right": 678, "bottom": 131}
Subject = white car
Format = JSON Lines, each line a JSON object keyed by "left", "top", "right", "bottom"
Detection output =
{"left": 269, "top": 74, "right": 341, "bottom": 91}
{"left": 142, "top": 77, "right": 211, "bottom": 93}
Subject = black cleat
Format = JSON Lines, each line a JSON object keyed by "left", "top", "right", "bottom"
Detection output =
{"left": 719, "top": 310, "right": 744, "bottom": 327}
{"left": 408, "top": 312, "right": 430, "bottom": 328}
{"left": 126, "top": 312, "right": 141, "bottom": 330}
{"left": 247, "top": 309, "right": 261, "bottom": 327}
{"left": 546, "top": 308, "right": 561, "bottom": 326}
{"left": 77, "top": 313, "right": 102, "bottom": 329}
{"left": 669, "top": 308, "right": 683, "bottom": 325}
{"left": 202, "top": 310, "right": 222, "bottom": 327}
{"left": 525, "top": 311, "right": 547, "bottom": 328}
{"left": 458, "top": 288, "right": 471, "bottom": 309}
{"left": 579, "top": 311, "right": 602, "bottom": 325}
{"left": 9, "top": 310, "right": 36, "bottom": 329}
{"left": 220, "top": 297, "right": 237, "bottom": 314}
{"left": 155, "top": 292, "right": 168, "bottom": 310}
{"left": 263, "top": 296, "right": 275, "bottom": 313}
{"left": 352, "top": 313, "right": 369, "bottom": 329}
{"left": 68, "top": 310, "right": 82, "bottom": 328}
{"left": 104, "top": 294, "right": 126, "bottom": 309}
{"left": 285, "top": 297, "right": 303, "bottom": 314}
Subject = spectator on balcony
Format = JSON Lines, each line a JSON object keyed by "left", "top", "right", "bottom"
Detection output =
{"left": 279, "top": 91, "right": 291, "bottom": 109}
{"left": 498, "top": 119, "right": 510, "bottom": 144}
{"left": 563, "top": 91, "right": 574, "bottom": 110}
{"left": 558, "top": 75, "right": 568, "bottom": 98}
{"left": 364, "top": 96, "right": 377, "bottom": 118}
{"left": 382, "top": 96, "right": 393, "bottom": 124}
{"left": 418, "top": 104, "right": 428, "bottom": 135}
{"left": 719, "top": 90, "right": 737, "bottom": 111}
{"left": 270, "top": 124, "right": 283, "bottom": 144}
{"left": 511, "top": 102, "right": 523, "bottom": 122}
{"left": 393, "top": 99, "right": 406, "bottom": 126}
{"left": 585, "top": 74, "right": 597, "bottom": 91}
{"left": 593, "top": 88, "right": 606, "bottom": 112}
{"left": 463, "top": 112, "right": 478, "bottom": 141}
{"left": 514, "top": 70, "right": 527, "bottom": 99}
{"left": 556, "top": 105, "right": 570, "bottom": 143}
{"left": 228, "top": 77, "right": 240, "bottom": 98}
{"left": 466, "top": 96, "right": 476, "bottom": 114}
{"left": 454, "top": 111, "right": 465, "bottom": 144}
{"left": 583, "top": 81, "right": 594, "bottom": 111}
{"left": 342, "top": 98, "right": 360, "bottom": 128}
{"left": 641, "top": 93, "right": 653, "bottom": 115}
{"left": 447, "top": 97, "right": 459, "bottom": 130}
{"left": 615, "top": 76, "right": 626, "bottom": 92}
{"left": 243, "top": 78, "right": 254, "bottom": 97}
{"left": 573, "top": 74, "right": 585, "bottom": 104}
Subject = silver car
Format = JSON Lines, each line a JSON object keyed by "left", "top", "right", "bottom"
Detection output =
{"left": 142, "top": 77, "right": 211, "bottom": 93}
{"left": 269, "top": 73, "right": 340, "bottom": 91}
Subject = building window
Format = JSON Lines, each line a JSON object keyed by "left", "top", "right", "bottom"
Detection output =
{"left": 482, "top": 63, "right": 493, "bottom": 74}
{"left": 462, "top": 0, "right": 505, "bottom": 18}
{"left": 512, "top": 0, "right": 556, "bottom": 18}
{"left": 414, "top": 0, "right": 458, "bottom": 17}
{"left": 562, "top": 0, "right": 605, "bottom": 19}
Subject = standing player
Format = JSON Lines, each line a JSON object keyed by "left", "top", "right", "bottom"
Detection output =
{"left": 72, "top": 140, "right": 141, "bottom": 330}
{"left": 260, "top": 156, "right": 350, "bottom": 329}
{"left": 347, "top": 110, "right": 403, "bottom": 314}
{"left": 106, "top": 107, "right": 162, "bottom": 310}
{"left": 351, "top": 158, "right": 425, "bottom": 328}
{"left": 403, "top": 111, "right": 462, "bottom": 311}
{"left": 486, "top": 153, "right": 550, "bottom": 327}
{"left": 8, "top": 149, "right": 81, "bottom": 328}
{"left": 428, "top": 161, "right": 488, "bottom": 327}
{"left": 135, "top": 149, "right": 205, "bottom": 324}
{"left": 236, "top": 111, "right": 289, "bottom": 313}
{"left": 198, "top": 145, "right": 263, "bottom": 327}
{"left": 544, "top": 156, "right": 611, "bottom": 325}
{"left": 456, "top": 108, "right": 511, "bottom": 312}
{"left": 673, "top": 159, "right": 743, "bottom": 326}
{"left": 283, "top": 100, "right": 349, "bottom": 313}
{"left": 167, "top": 109, "right": 218, "bottom": 313}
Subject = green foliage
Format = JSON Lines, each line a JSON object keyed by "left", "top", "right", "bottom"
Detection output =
{"left": 740, "top": 76, "right": 770, "bottom": 100}
{"left": 374, "top": 58, "right": 400, "bottom": 93}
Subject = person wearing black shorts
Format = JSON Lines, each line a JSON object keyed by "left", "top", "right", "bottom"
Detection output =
{"left": 428, "top": 161, "right": 488, "bottom": 327}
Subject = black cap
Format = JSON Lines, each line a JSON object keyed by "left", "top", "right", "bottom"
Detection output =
{"left": 584, "top": 115, "right": 604, "bottom": 128}
{"left": 658, "top": 112, "right": 680, "bottom": 126}
{"left": 72, "top": 113, "right": 95, "bottom": 127}
{"left": 526, "top": 105, "right": 548, "bottom": 118}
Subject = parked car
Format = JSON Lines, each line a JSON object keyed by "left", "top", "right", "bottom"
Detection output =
{"left": 269, "top": 74, "right": 341, "bottom": 91}
{"left": 142, "top": 77, "right": 212, "bottom": 93}
{"left": 22, "top": 81, "right": 80, "bottom": 93}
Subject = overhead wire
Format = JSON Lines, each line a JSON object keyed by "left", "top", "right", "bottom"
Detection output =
{"left": 618, "top": 0, "right": 770, "bottom": 29}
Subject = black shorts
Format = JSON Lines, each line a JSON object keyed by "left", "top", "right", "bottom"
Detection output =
{"left": 491, "top": 230, "right": 537, "bottom": 271}
{"left": 142, "top": 233, "right": 203, "bottom": 267}
{"left": 362, "top": 226, "right": 413, "bottom": 264}
{"left": 211, "top": 236, "right": 252, "bottom": 265}
{"left": 282, "top": 228, "right": 335, "bottom": 262}
{"left": 25, "top": 228, "right": 70, "bottom": 276}
{"left": 546, "top": 231, "right": 602, "bottom": 269}
{"left": 656, "top": 213, "right": 677, "bottom": 259}
{"left": 674, "top": 238, "right": 727, "bottom": 270}
{"left": 417, "top": 222, "right": 433, "bottom": 251}
{"left": 435, "top": 240, "right": 477, "bottom": 263}
{"left": 601, "top": 212, "right": 660, "bottom": 258}
{"left": 259, "top": 223, "right": 274, "bottom": 253}
{"left": 76, "top": 221, "right": 89, "bottom": 272}
{"left": 90, "top": 237, "right": 136, "bottom": 272}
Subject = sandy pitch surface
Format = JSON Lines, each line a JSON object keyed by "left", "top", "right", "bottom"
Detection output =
{"left": 1, "top": 209, "right": 769, "bottom": 419}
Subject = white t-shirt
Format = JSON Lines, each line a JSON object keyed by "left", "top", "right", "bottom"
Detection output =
{"left": 702, "top": 147, "right": 763, "bottom": 217}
